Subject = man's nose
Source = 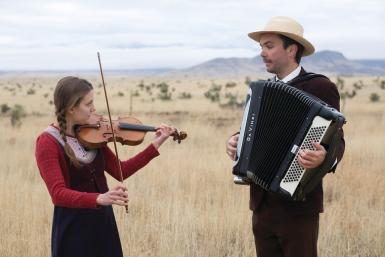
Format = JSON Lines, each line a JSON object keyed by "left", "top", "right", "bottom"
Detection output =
{"left": 260, "top": 49, "right": 266, "bottom": 58}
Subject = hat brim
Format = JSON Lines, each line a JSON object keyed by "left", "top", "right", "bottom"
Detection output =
{"left": 248, "top": 31, "right": 315, "bottom": 56}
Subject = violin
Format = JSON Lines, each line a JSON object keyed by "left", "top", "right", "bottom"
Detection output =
{"left": 94, "top": 52, "right": 186, "bottom": 213}
{"left": 75, "top": 114, "right": 187, "bottom": 149}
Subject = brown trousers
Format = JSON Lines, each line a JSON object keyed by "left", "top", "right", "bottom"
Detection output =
{"left": 252, "top": 202, "right": 319, "bottom": 257}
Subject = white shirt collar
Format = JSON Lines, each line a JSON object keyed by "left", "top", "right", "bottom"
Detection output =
{"left": 275, "top": 65, "right": 302, "bottom": 83}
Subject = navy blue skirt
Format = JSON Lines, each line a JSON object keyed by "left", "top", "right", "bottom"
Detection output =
{"left": 52, "top": 205, "right": 123, "bottom": 257}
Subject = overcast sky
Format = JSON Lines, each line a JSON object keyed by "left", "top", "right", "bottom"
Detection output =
{"left": 0, "top": 0, "right": 384, "bottom": 70}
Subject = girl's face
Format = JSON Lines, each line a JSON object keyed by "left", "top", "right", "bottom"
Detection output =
{"left": 68, "top": 90, "right": 95, "bottom": 125}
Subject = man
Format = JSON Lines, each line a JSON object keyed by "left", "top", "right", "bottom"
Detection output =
{"left": 226, "top": 16, "right": 345, "bottom": 257}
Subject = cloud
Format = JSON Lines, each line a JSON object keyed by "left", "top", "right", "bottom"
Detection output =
{"left": 0, "top": 0, "right": 384, "bottom": 69}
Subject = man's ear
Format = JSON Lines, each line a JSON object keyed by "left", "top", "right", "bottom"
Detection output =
{"left": 287, "top": 44, "right": 298, "bottom": 59}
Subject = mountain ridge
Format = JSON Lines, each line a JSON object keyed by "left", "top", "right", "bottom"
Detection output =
{"left": 175, "top": 50, "right": 385, "bottom": 77}
{"left": 1, "top": 50, "right": 384, "bottom": 77}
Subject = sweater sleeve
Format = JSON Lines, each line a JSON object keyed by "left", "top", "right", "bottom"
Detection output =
{"left": 102, "top": 143, "right": 160, "bottom": 180}
{"left": 35, "top": 133, "right": 99, "bottom": 208}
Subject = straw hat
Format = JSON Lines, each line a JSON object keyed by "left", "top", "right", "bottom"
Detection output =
{"left": 248, "top": 16, "right": 315, "bottom": 56}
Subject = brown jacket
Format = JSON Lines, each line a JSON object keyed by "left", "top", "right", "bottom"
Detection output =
{"left": 249, "top": 68, "right": 345, "bottom": 214}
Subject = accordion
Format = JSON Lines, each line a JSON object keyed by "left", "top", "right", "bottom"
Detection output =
{"left": 233, "top": 80, "right": 345, "bottom": 200}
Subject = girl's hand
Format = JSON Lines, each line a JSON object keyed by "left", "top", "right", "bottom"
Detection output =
{"left": 151, "top": 124, "right": 176, "bottom": 149}
{"left": 96, "top": 185, "right": 128, "bottom": 206}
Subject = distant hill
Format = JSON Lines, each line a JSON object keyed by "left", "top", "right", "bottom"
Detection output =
{"left": 354, "top": 59, "right": 385, "bottom": 70}
{"left": 174, "top": 50, "right": 385, "bottom": 77}
{"left": 1, "top": 50, "right": 384, "bottom": 77}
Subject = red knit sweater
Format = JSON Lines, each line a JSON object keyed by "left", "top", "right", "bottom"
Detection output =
{"left": 35, "top": 129, "right": 160, "bottom": 209}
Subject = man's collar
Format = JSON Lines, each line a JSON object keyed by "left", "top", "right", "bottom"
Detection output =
{"left": 275, "top": 65, "right": 302, "bottom": 83}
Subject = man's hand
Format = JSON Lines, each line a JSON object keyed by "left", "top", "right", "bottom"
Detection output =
{"left": 298, "top": 142, "right": 326, "bottom": 169}
{"left": 226, "top": 134, "right": 239, "bottom": 161}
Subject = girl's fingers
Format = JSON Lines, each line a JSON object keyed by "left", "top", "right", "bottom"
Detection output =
{"left": 111, "top": 200, "right": 128, "bottom": 206}
{"left": 109, "top": 190, "right": 128, "bottom": 198}
{"left": 112, "top": 185, "right": 127, "bottom": 192}
{"left": 110, "top": 195, "right": 128, "bottom": 202}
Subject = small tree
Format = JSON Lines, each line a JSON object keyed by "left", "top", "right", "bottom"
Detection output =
{"left": 336, "top": 76, "right": 344, "bottom": 90}
{"left": 245, "top": 76, "right": 251, "bottom": 86}
{"left": 340, "top": 90, "right": 356, "bottom": 111}
{"left": 157, "top": 82, "right": 172, "bottom": 101}
{"left": 10, "top": 104, "right": 26, "bottom": 127}
{"left": 336, "top": 77, "right": 357, "bottom": 112}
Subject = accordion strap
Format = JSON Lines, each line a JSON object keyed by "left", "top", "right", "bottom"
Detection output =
{"left": 289, "top": 72, "right": 329, "bottom": 86}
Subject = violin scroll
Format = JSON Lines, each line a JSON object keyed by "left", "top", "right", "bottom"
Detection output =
{"left": 172, "top": 130, "right": 187, "bottom": 144}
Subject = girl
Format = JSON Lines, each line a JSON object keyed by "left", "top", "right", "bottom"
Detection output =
{"left": 35, "top": 76, "right": 174, "bottom": 257}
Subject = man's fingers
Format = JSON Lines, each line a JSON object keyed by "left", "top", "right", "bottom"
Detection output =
{"left": 299, "top": 149, "right": 321, "bottom": 160}
{"left": 312, "top": 142, "right": 324, "bottom": 151}
{"left": 227, "top": 144, "right": 237, "bottom": 151}
{"left": 228, "top": 137, "right": 238, "bottom": 148}
{"left": 298, "top": 156, "right": 314, "bottom": 169}
{"left": 226, "top": 150, "right": 236, "bottom": 160}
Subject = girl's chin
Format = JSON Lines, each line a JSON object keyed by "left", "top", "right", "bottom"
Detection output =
{"left": 75, "top": 119, "right": 90, "bottom": 125}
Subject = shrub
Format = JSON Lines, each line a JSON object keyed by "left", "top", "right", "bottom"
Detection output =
{"left": 245, "top": 76, "right": 251, "bottom": 86}
{"left": 27, "top": 88, "right": 36, "bottom": 95}
{"left": 370, "top": 93, "right": 380, "bottom": 102}
{"left": 225, "top": 82, "right": 237, "bottom": 88}
{"left": 204, "top": 84, "right": 221, "bottom": 102}
{"left": 178, "top": 92, "right": 192, "bottom": 99}
{"left": 1, "top": 103, "right": 11, "bottom": 114}
{"left": 380, "top": 81, "right": 385, "bottom": 90}
{"left": 10, "top": 104, "right": 26, "bottom": 127}
{"left": 137, "top": 81, "right": 145, "bottom": 90}
{"left": 220, "top": 93, "right": 244, "bottom": 109}
{"left": 157, "top": 82, "right": 172, "bottom": 101}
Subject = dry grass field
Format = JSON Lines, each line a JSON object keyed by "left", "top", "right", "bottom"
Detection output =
{"left": 0, "top": 74, "right": 384, "bottom": 257}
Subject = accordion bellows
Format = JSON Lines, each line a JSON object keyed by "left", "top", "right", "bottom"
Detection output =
{"left": 233, "top": 80, "right": 345, "bottom": 200}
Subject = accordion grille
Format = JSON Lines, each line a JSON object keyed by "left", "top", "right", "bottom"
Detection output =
{"left": 283, "top": 125, "right": 327, "bottom": 183}
{"left": 248, "top": 82, "right": 314, "bottom": 189}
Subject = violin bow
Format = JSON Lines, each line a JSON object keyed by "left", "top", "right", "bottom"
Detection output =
{"left": 97, "top": 52, "right": 128, "bottom": 213}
